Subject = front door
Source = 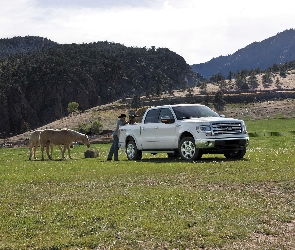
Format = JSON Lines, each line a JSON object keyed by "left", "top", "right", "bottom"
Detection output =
{"left": 140, "top": 108, "right": 160, "bottom": 149}
{"left": 154, "top": 108, "right": 178, "bottom": 149}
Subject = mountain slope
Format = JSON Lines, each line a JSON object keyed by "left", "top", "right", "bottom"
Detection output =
{"left": 191, "top": 29, "right": 295, "bottom": 78}
{"left": 0, "top": 37, "right": 203, "bottom": 135}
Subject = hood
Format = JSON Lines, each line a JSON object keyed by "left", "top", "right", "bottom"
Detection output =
{"left": 180, "top": 117, "right": 242, "bottom": 123}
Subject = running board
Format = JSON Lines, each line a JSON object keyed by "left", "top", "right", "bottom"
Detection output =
{"left": 142, "top": 150, "right": 175, "bottom": 154}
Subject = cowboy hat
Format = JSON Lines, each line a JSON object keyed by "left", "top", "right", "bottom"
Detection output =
{"left": 118, "top": 114, "right": 127, "bottom": 118}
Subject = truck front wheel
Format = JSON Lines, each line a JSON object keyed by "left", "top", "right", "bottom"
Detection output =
{"left": 126, "top": 140, "right": 142, "bottom": 160}
{"left": 179, "top": 137, "right": 201, "bottom": 161}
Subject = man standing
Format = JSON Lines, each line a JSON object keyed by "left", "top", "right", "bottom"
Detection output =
{"left": 107, "top": 114, "right": 127, "bottom": 161}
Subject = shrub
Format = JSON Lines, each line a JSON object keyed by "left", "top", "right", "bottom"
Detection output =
{"left": 77, "top": 120, "right": 103, "bottom": 135}
{"left": 67, "top": 102, "right": 79, "bottom": 114}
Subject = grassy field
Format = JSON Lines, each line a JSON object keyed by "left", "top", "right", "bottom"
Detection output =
{"left": 0, "top": 118, "right": 295, "bottom": 249}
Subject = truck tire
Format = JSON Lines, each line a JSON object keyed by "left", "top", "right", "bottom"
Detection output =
{"left": 224, "top": 147, "right": 246, "bottom": 159}
{"left": 179, "top": 137, "right": 201, "bottom": 161}
{"left": 126, "top": 140, "right": 142, "bottom": 160}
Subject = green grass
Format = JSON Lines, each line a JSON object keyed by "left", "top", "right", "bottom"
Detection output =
{"left": 1, "top": 119, "right": 295, "bottom": 249}
{"left": 246, "top": 117, "right": 295, "bottom": 133}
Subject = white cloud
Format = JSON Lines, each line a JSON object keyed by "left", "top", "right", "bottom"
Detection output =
{"left": 1, "top": 0, "right": 295, "bottom": 64}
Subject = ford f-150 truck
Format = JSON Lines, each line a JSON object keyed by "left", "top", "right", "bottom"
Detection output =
{"left": 118, "top": 104, "right": 249, "bottom": 161}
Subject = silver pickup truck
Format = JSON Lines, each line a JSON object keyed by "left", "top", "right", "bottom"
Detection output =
{"left": 118, "top": 104, "right": 249, "bottom": 161}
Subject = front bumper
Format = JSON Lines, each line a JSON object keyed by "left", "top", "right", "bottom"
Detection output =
{"left": 195, "top": 137, "right": 249, "bottom": 150}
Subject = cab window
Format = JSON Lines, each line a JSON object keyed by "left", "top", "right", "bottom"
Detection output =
{"left": 144, "top": 109, "right": 160, "bottom": 124}
{"left": 159, "top": 108, "right": 174, "bottom": 121}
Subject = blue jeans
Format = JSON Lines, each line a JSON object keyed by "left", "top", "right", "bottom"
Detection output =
{"left": 107, "top": 135, "right": 119, "bottom": 160}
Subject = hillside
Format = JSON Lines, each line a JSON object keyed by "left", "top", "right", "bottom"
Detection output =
{"left": 0, "top": 36, "right": 203, "bottom": 136}
{"left": 5, "top": 98, "right": 295, "bottom": 148}
{"left": 191, "top": 29, "right": 295, "bottom": 78}
{"left": 0, "top": 36, "right": 57, "bottom": 58}
{"left": 5, "top": 70, "right": 295, "bottom": 147}
{"left": 2, "top": 30, "right": 295, "bottom": 138}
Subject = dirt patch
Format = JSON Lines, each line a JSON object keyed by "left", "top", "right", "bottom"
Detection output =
{"left": 222, "top": 220, "right": 295, "bottom": 250}
{"left": 222, "top": 99, "right": 295, "bottom": 120}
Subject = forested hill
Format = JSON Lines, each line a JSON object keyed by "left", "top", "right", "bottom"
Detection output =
{"left": 0, "top": 36, "right": 203, "bottom": 135}
{"left": 0, "top": 36, "right": 57, "bottom": 58}
{"left": 191, "top": 29, "right": 295, "bottom": 78}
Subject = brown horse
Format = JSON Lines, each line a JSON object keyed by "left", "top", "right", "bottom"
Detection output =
{"left": 40, "top": 129, "right": 90, "bottom": 160}
{"left": 29, "top": 130, "right": 62, "bottom": 160}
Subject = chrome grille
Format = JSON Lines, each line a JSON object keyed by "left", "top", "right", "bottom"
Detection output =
{"left": 211, "top": 122, "right": 242, "bottom": 135}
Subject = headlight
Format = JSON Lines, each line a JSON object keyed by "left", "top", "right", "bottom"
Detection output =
{"left": 198, "top": 125, "right": 212, "bottom": 133}
{"left": 241, "top": 121, "right": 247, "bottom": 134}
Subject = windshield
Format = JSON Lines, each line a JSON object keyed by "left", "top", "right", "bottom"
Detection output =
{"left": 172, "top": 105, "right": 220, "bottom": 120}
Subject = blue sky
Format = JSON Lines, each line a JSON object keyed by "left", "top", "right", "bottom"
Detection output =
{"left": 1, "top": 0, "right": 294, "bottom": 64}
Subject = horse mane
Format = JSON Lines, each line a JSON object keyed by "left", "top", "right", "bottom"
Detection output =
{"left": 67, "top": 129, "right": 87, "bottom": 139}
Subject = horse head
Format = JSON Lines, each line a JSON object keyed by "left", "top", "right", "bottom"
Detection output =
{"left": 84, "top": 134, "right": 90, "bottom": 148}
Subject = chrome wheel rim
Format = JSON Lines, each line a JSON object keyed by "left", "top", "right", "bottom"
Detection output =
{"left": 126, "top": 143, "right": 135, "bottom": 159}
{"left": 180, "top": 140, "right": 195, "bottom": 159}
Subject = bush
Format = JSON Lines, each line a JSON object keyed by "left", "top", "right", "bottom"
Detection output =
{"left": 67, "top": 102, "right": 79, "bottom": 114}
{"left": 77, "top": 120, "right": 103, "bottom": 135}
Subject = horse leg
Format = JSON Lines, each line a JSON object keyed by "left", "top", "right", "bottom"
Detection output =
{"left": 46, "top": 141, "right": 51, "bottom": 160}
{"left": 50, "top": 144, "right": 54, "bottom": 160}
{"left": 29, "top": 145, "right": 33, "bottom": 160}
{"left": 33, "top": 144, "right": 37, "bottom": 159}
{"left": 41, "top": 143, "right": 45, "bottom": 161}
{"left": 61, "top": 146, "right": 66, "bottom": 159}
{"left": 66, "top": 144, "right": 72, "bottom": 159}
{"left": 57, "top": 145, "right": 63, "bottom": 158}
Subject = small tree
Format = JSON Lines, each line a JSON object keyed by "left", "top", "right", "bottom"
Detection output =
{"left": 131, "top": 95, "right": 141, "bottom": 108}
{"left": 248, "top": 73, "right": 259, "bottom": 90}
{"left": 76, "top": 122, "right": 90, "bottom": 134}
{"left": 275, "top": 77, "right": 282, "bottom": 89}
{"left": 219, "top": 79, "right": 228, "bottom": 92}
{"left": 77, "top": 120, "right": 103, "bottom": 135}
{"left": 235, "top": 73, "right": 249, "bottom": 90}
{"left": 202, "top": 94, "right": 211, "bottom": 106}
{"left": 67, "top": 102, "right": 79, "bottom": 114}
{"left": 279, "top": 70, "right": 286, "bottom": 78}
{"left": 186, "top": 87, "right": 193, "bottom": 97}
{"left": 199, "top": 82, "right": 207, "bottom": 94}
{"left": 227, "top": 71, "right": 233, "bottom": 82}
{"left": 213, "top": 91, "right": 226, "bottom": 112}
{"left": 262, "top": 72, "right": 272, "bottom": 88}
{"left": 20, "top": 121, "right": 31, "bottom": 133}
{"left": 90, "top": 120, "right": 103, "bottom": 134}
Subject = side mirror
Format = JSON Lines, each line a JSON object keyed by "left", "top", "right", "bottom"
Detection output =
{"left": 220, "top": 114, "right": 225, "bottom": 118}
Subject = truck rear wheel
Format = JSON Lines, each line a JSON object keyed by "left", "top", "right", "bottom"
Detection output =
{"left": 224, "top": 147, "right": 246, "bottom": 159}
{"left": 179, "top": 137, "right": 201, "bottom": 161}
{"left": 126, "top": 140, "right": 142, "bottom": 160}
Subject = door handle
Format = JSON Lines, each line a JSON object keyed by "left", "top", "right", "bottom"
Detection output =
{"left": 176, "top": 124, "right": 181, "bottom": 127}
{"left": 154, "top": 126, "right": 158, "bottom": 129}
